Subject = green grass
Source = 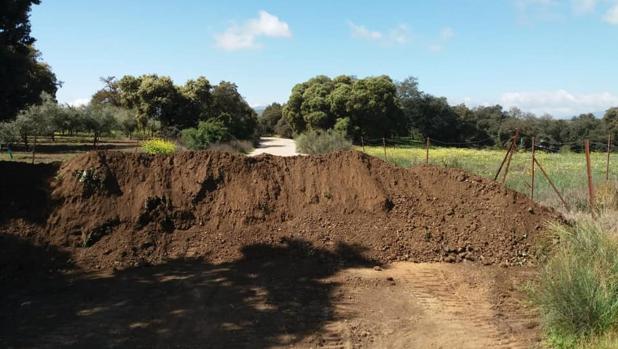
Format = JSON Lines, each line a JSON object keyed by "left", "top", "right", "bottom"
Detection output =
{"left": 530, "top": 221, "right": 618, "bottom": 349}
{"left": 360, "top": 145, "right": 616, "bottom": 210}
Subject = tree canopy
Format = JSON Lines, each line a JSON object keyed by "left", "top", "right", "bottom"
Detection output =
{"left": 0, "top": 0, "right": 59, "bottom": 121}
{"left": 282, "top": 75, "right": 405, "bottom": 140}
{"left": 91, "top": 75, "right": 258, "bottom": 140}
{"left": 282, "top": 74, "right": 616, "bottom": 150}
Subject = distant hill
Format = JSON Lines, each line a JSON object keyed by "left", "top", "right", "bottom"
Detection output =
{"left": 253, "top": 105, "right": 266, "bottom": 116}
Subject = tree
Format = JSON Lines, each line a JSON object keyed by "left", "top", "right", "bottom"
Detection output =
{"left": 180, "top": 76, "right": 212, "bottom": 124}
{"left": 0, "top": 0, "right": 59, "bottom": 121}
{"left": 283, "top": 75, "right": 404, "bottom": 140}
{"left": 258, "top": 103, "right": 283, "bottom": 135}
{"left": 12, "top": 93, "right": 59, "bottom": 161}
{"left": 604, "top": 107, "right": 618, "bottom": 140}
{"left": 91, "top": 76, "right": 121, "bottom": 106}
{"left": 274, "top": 116, "right": 293, "bottom": 138}
{"left": 136, "top": 75, "right": 184, "bottom": 128}
{"left": 114, "top": 108, "right": 137, "bottom": 139}
{"left": 0, "top": 121, "right": 19, "bottom": 145}
{"left": 83, "top": 105, "right": 118, "bottom": 147}
{"left": 210, "top": 81, "right": 258, "bottom": 140}
{"left": 347, "top": 75, "right": 404, "bottom": 139}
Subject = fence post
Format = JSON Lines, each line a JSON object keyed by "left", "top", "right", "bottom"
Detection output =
{"left": 361, "top": 136, "right": 365, "bottom": 153}
{"left": 531, "top": 137, "right": 536, "bottom": 200}
{"left": 501, "top": 129, "right": 520, "bottom": 184}
{"left": 494, "top": 129, "right": 517, "bottom": 181}
{"left": 534, "top": 157, "right": 570, "bottom": 210}
{"left": 382, "top": 137, "right": 387, "bottom": 161}
{"left": 425, "top": 137, "right": 430, "bottom": 165}
{"left": 585, "top": 140, "right": 595, "bottom": 210}
{"left": 607, "top": 134, "right": 612, "bottom": 181}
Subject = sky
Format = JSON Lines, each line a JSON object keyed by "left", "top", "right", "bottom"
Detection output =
{"left": 30, "top": 0, "right": 618, "bottom": 118}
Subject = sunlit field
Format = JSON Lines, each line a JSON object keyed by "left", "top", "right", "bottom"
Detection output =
{"left": 360, "top": 145, "right": 617, "bottom": 211}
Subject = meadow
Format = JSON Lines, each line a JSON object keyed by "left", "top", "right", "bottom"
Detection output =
{"left": 360, "top": 144, "right": 617, "bottom": 212}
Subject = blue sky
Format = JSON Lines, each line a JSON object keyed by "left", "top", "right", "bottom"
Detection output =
{"left": 30, "top": 0, "right": 618, "bottom": 117}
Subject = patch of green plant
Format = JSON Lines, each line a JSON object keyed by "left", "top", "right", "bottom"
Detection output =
{"left": 73, "top": 168, "right": 105, "bottom": 194}
{"left": 141, "top": 138, "right": 176, "bottom": 155}
{"left": 529, "top": 220, "right": 618, "bottom": 348}
{"left": 295, "top": 129, "right": 352, "bottom": 154}
{"left": 181, "top": 119, "right": 231, "bottom": 150}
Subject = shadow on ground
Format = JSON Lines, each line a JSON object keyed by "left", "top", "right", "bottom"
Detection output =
{"left": 0, "top": 234, "right": 375, "bottom": 348}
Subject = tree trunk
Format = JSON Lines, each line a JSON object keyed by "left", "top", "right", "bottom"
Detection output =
{"left": 32, "top": 135, "right": 37, "bottom": 164}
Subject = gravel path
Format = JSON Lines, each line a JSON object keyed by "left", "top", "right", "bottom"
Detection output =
{"left": 249, "top": 137, "right": 298, "bottom": 157}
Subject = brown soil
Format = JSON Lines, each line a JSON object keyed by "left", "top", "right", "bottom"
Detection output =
{"left": 0, "top": 150, "right": 558, "bottom": 347}
{"left": 1, "top": 150, "right": 558, "bottom": 273}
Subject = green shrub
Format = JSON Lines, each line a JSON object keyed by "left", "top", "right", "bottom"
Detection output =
{"left": 295, "top": 129, "right": 352, "bottom": 154}
{"left": 207, "top": 140, "right": 253, "bottom": 154}
{"left": 181, "top": 119, "right": 231, "bottom": 150}
{"left": 530, "top": 221, "right": 618, "bottom": 348}
{"left": 141, "top": 138, "right": 176, "bottom": 155}
{"left": 274, "top": 117, "right": 293, "bottom": 138}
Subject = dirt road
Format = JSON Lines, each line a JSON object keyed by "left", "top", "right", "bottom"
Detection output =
{"left": 1, "top": 252, "right": 539, "bottom": 348}
{"left": 249, "top": 137, "right": 298, "bottom": 157}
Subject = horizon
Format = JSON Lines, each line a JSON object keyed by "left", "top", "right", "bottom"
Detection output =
{"left": 30, "top": 0, "right": 618, "bottom": 118}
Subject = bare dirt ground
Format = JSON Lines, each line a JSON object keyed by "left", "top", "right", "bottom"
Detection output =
{"left": 0, "top": 246, "right": 539, "bottom": 348}
{"left": 249, "top": 137, "right": 298, "bottom": 157}
{"left": 0, "top": 151, "right": 552, "bottom": 348}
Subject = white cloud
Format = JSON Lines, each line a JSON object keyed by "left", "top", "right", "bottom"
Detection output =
{"left": 572, "top": 0, "right": 597, "bottom": 14}
{"left": 215, "top": 11, "right": 291, "bottom": 51}
{"left": 429, "top": 27, "right": 455, "bottom": 52}
{"left": 513, "top": 0, "right": 564, "bottom": 23}
{"left": 348, "top": 21, "right": 410, "bottom": 45}
{"left": 440, "top": 27, "right": 455, "bottom": 40}
{"left": 349, "top": 22, "right": 383, "bottom": 41}
{"left": 500, "top": 90, "right": 618, "bottom": 116}
{"left": 68, "top": 98, "right": 89, "bottom": 107}
{"left": 603, "top": 4, "right": 618, "bottom": 24}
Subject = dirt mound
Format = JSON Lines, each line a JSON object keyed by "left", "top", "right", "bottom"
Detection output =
{"left": 0, "top": 151, "right": 559, "bottom": 271}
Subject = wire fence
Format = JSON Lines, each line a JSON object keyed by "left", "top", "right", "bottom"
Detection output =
{"left": 358, "top": 131, "right": 616, "bottom": 213}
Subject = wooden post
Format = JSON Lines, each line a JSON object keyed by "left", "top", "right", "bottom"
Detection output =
{"left": 494, "top": 129, "right": 518, "bottom": 181}
{"left": 531, "top": 137, "right": 536, "bottom": 200}
{"left": 534, "top": 158, "right": 569, "bottom": 210}
{"left": 607, "top": 134, "right": 612, "bottom": 181}
{"left": 585, "top": 140, "right": 595, "bottom": 210}
{"left": 425, "top": 137, "right": 430, "bottom": 165}
{"left": 382, "top": 137, "right": 387, "bottom": 160}
{"left": 501, "top": 129, "right": 520, "bottom": 184}
{"left": 361, "top": 136, "right": 365, "bottom": 153}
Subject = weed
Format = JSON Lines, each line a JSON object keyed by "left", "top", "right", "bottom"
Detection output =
{"left": 141, "top": 138, "right": 176, "bottom": 155}
{"left": 296, "top": 129, "right": 352, "bottom": 154}
{"left": 530, "top": 220, "right": 618, "bottom": 348}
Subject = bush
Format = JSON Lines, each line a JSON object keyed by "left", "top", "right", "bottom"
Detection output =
{"left": 207, "top": 140, "right": 253, "bottom": 154}
{"left": 530, "top": 221, "right": 618, "bottom": 348}
{"left": 295, "top": 129, "right": 352, "bottom": 154}
{"left": 141, "top": 138, "right": 176, "bottom": 155}
{"left": 274, "top": 117, "right": 293, "bottom": 138}
{"left": 181, "top": 119, "right": 231, "bottom": 150}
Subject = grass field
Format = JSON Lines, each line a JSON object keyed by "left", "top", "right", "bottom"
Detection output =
{"left": 360, "top": 145, "right": 617, "bottom": 211}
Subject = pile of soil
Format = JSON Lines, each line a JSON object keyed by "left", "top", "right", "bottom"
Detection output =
{"left": 0, "top": 151, "right": 559, "bottom": 272}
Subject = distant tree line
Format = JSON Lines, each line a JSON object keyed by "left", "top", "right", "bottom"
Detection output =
{"left": 91, "top": 75, "right": 258, "bottom": 141}
{"left": 259, "top": 75, "right": 617, "bottom": 151}
{"left": 0, "top": 74, "right": 260, "bottom": 153}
